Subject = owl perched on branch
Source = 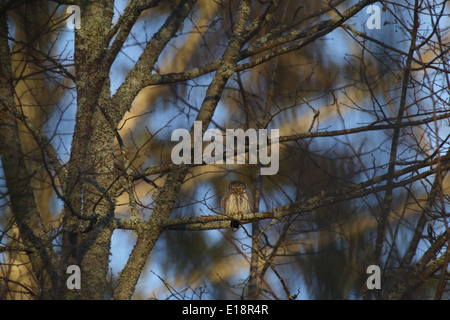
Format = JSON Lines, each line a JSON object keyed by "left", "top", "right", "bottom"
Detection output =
{"left": 221, "top": 180, "right": 252, "bottom": 229}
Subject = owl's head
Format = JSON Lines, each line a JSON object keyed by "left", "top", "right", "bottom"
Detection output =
{"left": 228, "top": 180, "right": 247, "bottom": 191}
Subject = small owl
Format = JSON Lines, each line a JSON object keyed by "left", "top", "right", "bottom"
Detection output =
{"left": 221, "top": 180, "right": 252, "bottom": 229}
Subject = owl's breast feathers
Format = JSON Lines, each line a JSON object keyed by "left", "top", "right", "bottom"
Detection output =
{"left": 222, "top": 192, "right": 252, "bottom": 218}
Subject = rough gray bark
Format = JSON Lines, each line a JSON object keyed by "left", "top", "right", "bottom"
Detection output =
{"left": 113, "top": 0, "right": 252, "bottom": 300}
